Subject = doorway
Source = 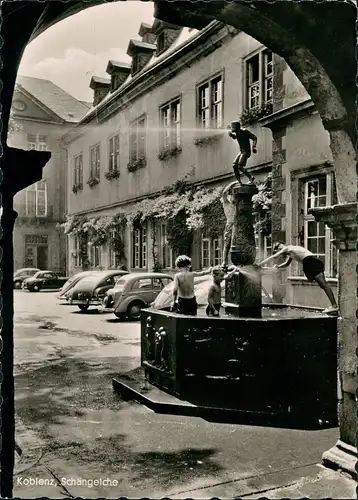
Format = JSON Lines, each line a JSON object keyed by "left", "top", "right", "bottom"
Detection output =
{"left": 24, "top": 234, "right": 48, "bottom": 269}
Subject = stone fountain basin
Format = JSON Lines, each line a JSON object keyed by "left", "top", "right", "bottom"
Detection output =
{"left": 141, "top": 305, "right": 337, "bottom": 422}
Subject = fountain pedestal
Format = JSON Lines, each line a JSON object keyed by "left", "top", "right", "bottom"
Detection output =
{"left": 226, "top": 184, "right": 262, "bottom": 318}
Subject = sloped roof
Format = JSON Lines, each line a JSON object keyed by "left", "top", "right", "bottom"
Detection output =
{"left": 16, "top": 75, "right": 90, "bottom": 123}
{"left": 81, "top": 24, "right": 209, "bottom": 122}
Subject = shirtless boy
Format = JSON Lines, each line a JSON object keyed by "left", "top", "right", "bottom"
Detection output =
{"left": 258, "top": 243, "right": 338, "bottom": 315}
{"left": 172, "top": 255, "right": 212, "bottom": 316}
{"left": 221, "top": 180, "right": 239, "bottom": 267}
{"left": 228, "top": 121, "right": 257, "bottom": 185}
{"left": 206, "top": 266, "right": 238, "bottom": 317}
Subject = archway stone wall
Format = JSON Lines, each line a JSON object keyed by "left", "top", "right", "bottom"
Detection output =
{"left": 0, "top": 2, "right": 356, "bottom": 495}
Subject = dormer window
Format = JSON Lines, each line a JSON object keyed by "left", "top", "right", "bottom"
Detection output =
{"left": 106, "top": 61, "right": 131, "bottom": 93}
{"left": 127, "top": 39, "right": 156, "bottom": 76}
{"left": 157, "top": 32, "right": 165, "bottom": 55}
{"left": 152, "top": 20, "right": 182, "bottom": 56}
{"left": 132, "top": 55, "right": 139, "bottom": 75}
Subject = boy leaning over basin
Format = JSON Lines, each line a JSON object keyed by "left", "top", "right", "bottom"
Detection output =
{"left": 258, "top": 242, "right": 338, "bottom": 315}
{"left": 206, "top": 265, "right": 238, "bottom": 317}
{"left": 172, "top": 255, "right": 212, "bottom": 316}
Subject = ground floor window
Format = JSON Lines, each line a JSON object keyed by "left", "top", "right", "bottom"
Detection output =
{"left": 25, "top": 234, "right": 48, "bottom": 269}
{"left": 298, "top": 171, "right": 338, "bottom": 278}
{"left": 200, "top": 229, "right": 222, "bottom": 268}
{"left": 72, "top": 236, "right": 80, "bottom": 267}
{"left": 255, "top": 231, "right": 272, "bottom": 265}
{"left": 132, "top": 226, "right": 147, "bottom": 269}
{"left": 90, "top": 245, "right": 101, "bottom": 268}
{"left": 109, "top": 231, "right": 117, "bottom": 268}
{"left": 160, "top": 224, "right": 173, "bottom": 269}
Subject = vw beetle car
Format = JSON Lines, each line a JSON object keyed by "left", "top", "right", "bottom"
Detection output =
{"left": 58, "top": 270, "right": 100, "bottom": 301}
{"left": 102, "top": 272, "right": 173, "bottom": 320}
{"left": 23, "top": 270, "right": 69, "bottom": 292}
{"left": 13, "top": 268, "right": 40, "bottom": 289}
{"left": 67, "top": 270, "right": 128, "bottom": 311}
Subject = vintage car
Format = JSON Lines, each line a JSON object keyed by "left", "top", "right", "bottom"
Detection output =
{"left": 58, "top": 270, "right": 100, "bottom": 301}
{"left": 13, "top": 268, "right": 40, "bottom": 289}
{"left": 101, "top": 272, "right": 173, "bottom": 320}
{"left": 23, "top": 270, "right": 69, "bottom": 292}
{"left": 67, "top": 270, "right": 128, "bottom": 311}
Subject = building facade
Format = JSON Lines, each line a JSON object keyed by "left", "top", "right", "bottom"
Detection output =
{"left": 62, "top": 20, "right": 337, "bottom": 308}
{"left": 9, "top": 76, "right": 90, "bottom": 274}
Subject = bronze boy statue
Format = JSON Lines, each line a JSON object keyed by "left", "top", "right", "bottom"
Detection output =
{"left": 228, "top": 121, "right": 257, "bottom": 185}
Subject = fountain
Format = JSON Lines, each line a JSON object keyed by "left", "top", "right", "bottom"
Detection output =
{"left": 113, "top": 181, "right": 338, "bottom": 428}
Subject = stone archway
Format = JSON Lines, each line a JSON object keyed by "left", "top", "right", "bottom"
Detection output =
{"left": 1, "top": 1, "right": 356, "bottom": 496}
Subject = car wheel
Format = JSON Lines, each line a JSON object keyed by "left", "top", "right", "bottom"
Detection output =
{"left": 33, "top": 284, "right": 40, "bottom": 292}
{"left": 78, "top": 304, "right": 89, "bottom": 312}
{"left": 14, "top": 281, "right": 22, "bottom": 289}
{"left": 127, "top": 302, "right": 143, "bottom": 320}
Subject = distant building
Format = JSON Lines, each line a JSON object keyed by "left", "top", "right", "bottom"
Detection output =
{"left": 9, "top": 75, "right": 90, "bottom": 273}
{"left": 62, "top": 20, "right": 337, "bottom": 307}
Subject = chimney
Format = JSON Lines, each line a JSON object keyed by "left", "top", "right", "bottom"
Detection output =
{"left": 139, "top": 22, "right": 156, "bottom": 45}
{"left": 127, "top": 39, "right": 156, "bottom": 76}
{"left": 106, "top": 61, "right": 131, "bottom": 92}
{"left": 89, "top": 76, "right": 111, "bottom": 106}
{"left": 152, "top": 20, "right": 182, "bottom": 56}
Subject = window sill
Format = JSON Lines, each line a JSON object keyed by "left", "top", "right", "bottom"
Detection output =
{"left": 288, "top": 275, "right": 338, "bottom": 285}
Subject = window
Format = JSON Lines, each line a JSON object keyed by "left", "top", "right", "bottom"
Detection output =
{"left": 161, "top": 224, "right": 173, "bottom": 268}
{"left": 160, "top": 99, "right": 181, "bottom": 148}
{"left": 152, "top": 278, "right": 169, "bottom": 290}
{"left": 108, "top": 134, "right": 120, "bottom": 172}
{"left": 90, "top": 245, "right": 101, "bottom": 267}
{"left": 201, "top": 229, "right": 222, "bottom": 268}
{"left": 132, "top": 226, "right": 147, "bottom": 269}
{"left": 198, "top": 75, "right": 223, "bottom": 129}
{"left": 73, "top": 154, "right": 83, "bottom": 186}
{"left": 73, "top": 236, "right": 80, "bottom": 267}
{"left": 25, "top": 180, "right": 47, "bottom": 217}
{"left": 201, "top": 229, "right": 211, "bottom": 269}
{"left": 132, "top": 55, "right": 139, "bottom": 75}
{"left": 129, "top": 117, "right": 146, "bottom": 162}
{"left": 301, "top": 173, "right": 337, "bottom": 278}
{"left": 109, "top": 231, "right": 117, "bottom": 268}
{"left": 133, "top": 278, "right": 152, "bottom": 290}
{"left": 245, "top": 49, "right": 273, "bottom": 109}
{"left": 263, "top": 235, "right": 272, "bottom": 261}
{"left": 157, "top": 32, "right": 166, "bottom": 55}
{"left": 212, "top": 238, "right": 222, "bottom": 267}
{"left": 27, "top": 134, "right": 48, "bottom": 151}
{"left": 90, "top": 144, "right": 101, "bottom": 178}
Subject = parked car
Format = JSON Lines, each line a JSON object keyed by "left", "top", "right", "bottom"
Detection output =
{"left": 13, "top": 268, "right": 40, "bottom": 289}
{"left": 102, "top": 272, "right": 173, "bottom": 320}
{"left": 23, "top": 271, "right": 69, "bottom": 292}
{"left": 151, "top": 275, "right": 220, "bottom": 310}
{"left": 58, "top": 270, "right": 101, "bottom": 301}
{"left": 67, "top": 270, "right": 129, "bottom": 311}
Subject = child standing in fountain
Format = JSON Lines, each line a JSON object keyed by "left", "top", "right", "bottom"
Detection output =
{"left": 228, "top": 121, "right": 257, "bottom": 185}
{"left": 258, "top": 243, "right": 338, "bottom": 315}
{"left": 172, "top": 255, "right": 212, "bottom": 316}
{"left": 206, "top": 266, "right": 238, "bottom": 317}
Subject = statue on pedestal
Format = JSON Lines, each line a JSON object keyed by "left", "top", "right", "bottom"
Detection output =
{"left": 228, "top": 121, "right": 257, "bottom": 185}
